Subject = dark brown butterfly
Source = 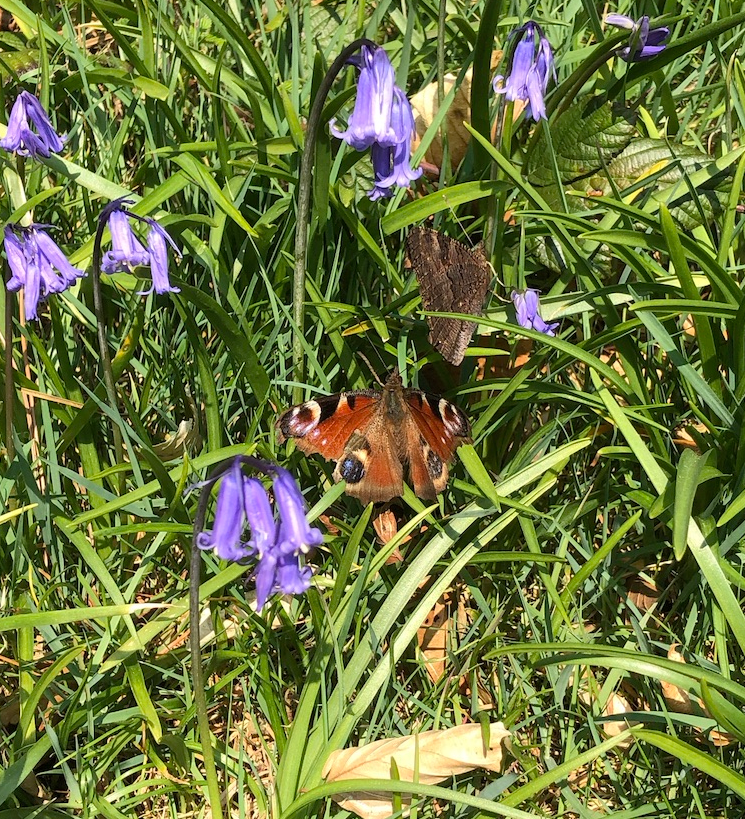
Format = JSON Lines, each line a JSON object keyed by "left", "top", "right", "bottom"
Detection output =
{"left": 276, "top": 371, "right": 471, "bottom": 504}
{"left": 406, "top": 226, "right": 492, "bottom": 365}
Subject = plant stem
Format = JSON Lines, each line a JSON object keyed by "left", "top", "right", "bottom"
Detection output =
{"left": 91, "top": 215, "right": 124, "bottom": 487}
{"left": 189, "top": 489, "right": 224, "bottom": 819}
{"left": 3, "top": 287, "right": 13, "bottom": 463}
{"left": 292, "top": 37, "right": 375, "bottom": 405}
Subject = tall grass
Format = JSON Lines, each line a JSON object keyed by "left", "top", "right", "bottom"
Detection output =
{"left": 1, "top": 0, "right": 745, "bottom": 817}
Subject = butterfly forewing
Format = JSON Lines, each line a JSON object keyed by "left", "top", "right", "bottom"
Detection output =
{"left": 277, "top": 392, "right": 379, "bottom": 459}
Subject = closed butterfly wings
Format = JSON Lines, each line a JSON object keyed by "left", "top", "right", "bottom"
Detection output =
{"left": 406, "top": 226, "right": 492, "bottom": 365}
{"left": 276, "top": 372, "right": 471, "bottom": 504}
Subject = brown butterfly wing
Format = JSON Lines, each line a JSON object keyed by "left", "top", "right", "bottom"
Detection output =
{"left": 276, "top": 392, "right": 380, "bottom": 459}
{"left": 403, "top": 389, "right": 472, "bottom": 498}
{"left": 406, "top": 226, "right": 492, "bottom": 365}
{"left": 277, "top": 390, "right": 405, "bottom": 503}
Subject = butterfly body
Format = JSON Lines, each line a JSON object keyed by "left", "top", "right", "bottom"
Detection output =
{"left": 406, "top": 226, "right": 492, "bottom": 365}
{"left": 277, "top": 372, "right": 471, "bottom": 503}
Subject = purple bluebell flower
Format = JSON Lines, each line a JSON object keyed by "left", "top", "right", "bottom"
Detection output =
{"left": 493, "top": 21, "right": 555, "bottom": 122}
{"left": 330, "top": 43, "right": 422, "bottom": 200}
{"left": 273, "top": 466, "right": 325, "bottom": 555}
{"left": 194, "top": 457, "right": 321, "bottom": 611}
{"left": 511, "top": 289, "right": 559, "bottom": 336}
{"left": 605, "top": 14, "right": 669, "bottom": 62}
{"left": 100, "top": 201, "right": 180, "bottom": 295}
{"left": 0, "top": 90, "right": 65, "bottom": 159}
{"left": 196, "top": 460, "right": 254, "bottom": 562}
{"left": 4, "top": 224, "right": 85, "bottom": 320}
{"left": 102, "top": 208, "right": 150, "bottom": 274}
{"left": 142, "top": 221, "right": 181, "bottom": 295}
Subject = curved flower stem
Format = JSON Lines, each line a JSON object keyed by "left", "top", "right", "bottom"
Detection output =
{"left": 4, "top": 289, "right": 13, "bottom": 463}
{"left": 292, "top": 37, "right": 375, "bottom": 405}
{"left": 91, "top": 216, "right": 124, "bottom": 486}
{"left": 190, "top": 488, "right": 225, "bottom": 819}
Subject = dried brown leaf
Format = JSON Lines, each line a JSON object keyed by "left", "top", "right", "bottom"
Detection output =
{"left": 322, "top": 722, "right": 511, "bottom": 819}
{"left": 410, "top": 71, "right": 472, "bottom": 171}
{"left": 661, "top": 644, "right": 702, "bottom": 715}
{"left": 417, "top": 598, "right": 449, "bottom": 684}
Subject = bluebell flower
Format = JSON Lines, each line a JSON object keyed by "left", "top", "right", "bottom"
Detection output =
{"left": 273, "top": 466, "right": 325, "bottom": 555}
{"left": 511, "top": 289, "right": 559, "bottom": 336}
{"left": 330, "top": 43, "right": 422, "bottom": 200}
{"left": 100, "top": 201, "right": 180, "bottom": 295}
{"left": 4, "top": 224, "right": 85, "bottom": 320}
{"left": 196, "top": 460, "right": 254, "bottom": 562}
{"left": 194, "top": 457, "right": 321, "bottom": 611}
{"left": 493, "top": 21, "right": 555, "bottom": 121}
{"left": 0, "top": 90, "right": 65, "bottom": 158}
{"left": 606, "top": 14, "right": 669, "bottom": 62}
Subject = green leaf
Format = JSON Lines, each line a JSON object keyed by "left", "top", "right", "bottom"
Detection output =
{"left": 381, "top": 180, "right": 505, "bottom": 234}
{"left": 672, "top": 449, "right": 710, "bottom": 561}
{"left": 606, "top": 139, "right": 729, "bottom": 229}
{"left": 701, "top": 680, "right": 745, "bottom": 742}
{"left": 132, "top": 75, "right": 170, "bottom": 100}
{"left": 527, "top": 98, "right": 636, "bottom": 187}
{"left": 632, "top": 728, "right": 745, "bottom": 802}
{"left": 177, "top": 284, "right": 270, "bottom": 404}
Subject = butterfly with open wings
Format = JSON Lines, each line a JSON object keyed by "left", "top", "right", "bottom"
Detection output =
{"left": 277, "top": 371, "right": 471, "bottom": 504}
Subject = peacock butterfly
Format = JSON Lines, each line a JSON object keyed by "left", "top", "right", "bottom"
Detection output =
{"left": 406, "top": 226, "right": 492, "bottom": 366}
{"left": 276, "top": 371, "right": 471, "bottom": 503}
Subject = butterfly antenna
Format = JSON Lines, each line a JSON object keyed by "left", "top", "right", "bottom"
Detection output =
{"left": 357, "top": 352, "right": 386, "bottom": 386}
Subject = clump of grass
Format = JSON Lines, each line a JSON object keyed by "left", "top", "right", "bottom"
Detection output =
{"left": 1, "top": 1, "right": 745, "bottom": 817}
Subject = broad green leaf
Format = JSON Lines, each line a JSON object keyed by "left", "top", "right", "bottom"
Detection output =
{"left": 527, "top": 98, "right": 636, "bottom": 187}
{"left": 672, "top": 449, "right": 710, "bottom": 560}
{"left": 632, "top": 728, "right": 745, "bottom": 801}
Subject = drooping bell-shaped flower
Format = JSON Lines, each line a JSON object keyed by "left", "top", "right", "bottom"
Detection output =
{"left": 273, "top": 466, "right": 325, "bottom": 555}
{"left": 193, "top": 457, "right": 321, "bottom": 611}
{"left": 605, "top": 14, "right": 669, "bottom": 62}
{"left": 511, "top": 289, "right": 559, "bottom": 336}
{"left": 102, "top": 208, "right": 150, "bottom": 273}
{"left": 4, "top": 224, "right": 85, "bottom": 320}
{"left": 0, "top": 90, "right": 65, "bottom": 158}
{"left": 493, "top": 22, "right": 555, "bottom": 122}
{"left": 330, "top": 43, "right": 422, "bottom": 199}
{"left": 99, "top": 200, "right": 180, "bottom": 295}
{"left": 196, "top": 460, "right": 253, "bottom": 562}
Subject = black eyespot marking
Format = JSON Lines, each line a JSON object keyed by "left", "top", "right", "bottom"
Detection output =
{"left": 347, "top": 394, "right": 357, "bottom": 410}
{"left": 427, "top": 448, "right": 443, "bottom": 479}
{"left": 278, "top": 401, "right": 321, "bottom": 438}
{"left": 339, "top": 456, "right": 365, "bottom": 484}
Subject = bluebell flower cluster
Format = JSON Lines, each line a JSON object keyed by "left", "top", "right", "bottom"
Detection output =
{"left": 0, "top": 90, "right": 65, "bottom": 159}
{"left": 1, "top": 93, "right": 181, "bottom": 318}
{"left": 331, "top": 44, "right": 422, "bottom": 200}
{"left": 4, "top": 224, "right": 85, "bottom": 320}
{"left": 606, "top": 14, "right": 669, "bottom": 62}
{"left": 195, "top": 458, "right": 323, "bottom": 610}
{"left": 511, "top": 289, "right": 559, "bottom": 337}
{"left": 101, "top": 200, "right": 181, "bottom": 295}
{"left": 493, "top": 21, "right": 555, "bottom": 122}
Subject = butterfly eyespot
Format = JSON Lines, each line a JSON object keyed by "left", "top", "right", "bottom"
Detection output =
{"left": 339, "top": 455, "right": 365, "bottom": 484}
{"left": 427, "top": 449, "right": 444, "bottom": 479}
{"left": 439, "top": 400, "right": 470, "bottom": 438}
{"left": 279, "top": 401, "right": 322, "bottom": 438}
